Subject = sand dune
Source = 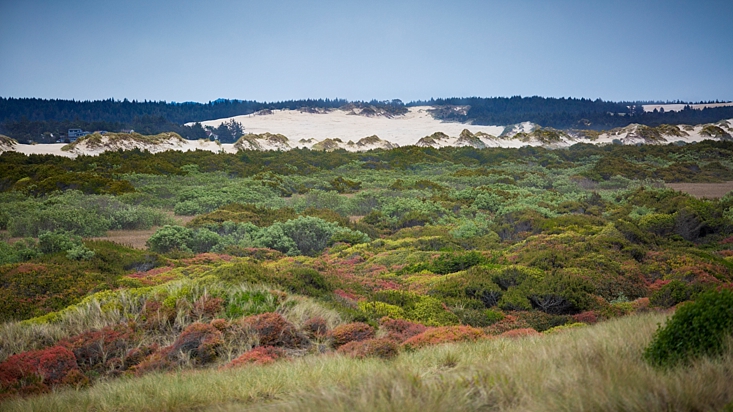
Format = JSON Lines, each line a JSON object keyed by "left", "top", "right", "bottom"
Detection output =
{"left": 196, "top": 106, "right": 506, "bottom": 147}
{"left": 6, "top": 106, "right": 732, "bottom": 157}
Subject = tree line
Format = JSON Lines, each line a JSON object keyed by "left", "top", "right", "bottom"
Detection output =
{"left": 1, "top": 96, "right": 732, "bottom": 142}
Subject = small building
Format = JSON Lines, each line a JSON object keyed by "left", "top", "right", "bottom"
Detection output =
{"left": 67, "top": 128, "right": 90, "bottom": 141}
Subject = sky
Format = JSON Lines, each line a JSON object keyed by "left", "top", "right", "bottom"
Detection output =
{"left": 1, "top": 0, "right": 731, "bottom": 104}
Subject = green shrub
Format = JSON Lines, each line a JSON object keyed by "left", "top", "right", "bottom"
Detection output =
{"left": 649, "top": 280, "right": 694, "bottom": 308}
{"left": 498, "top": 287, "right": 532, "bottom": 311}
{"left": 38, "top": 230, "right": 82, "bottom": 254}
{"left": 358, "top": 301, "right": 406, "bottom": 319}
{"left": 66, "top": 244, "right": 95, "bottom": 261}
{"left": 0, "top": 239, "right": 39, "bottom": 264}
{"left": 207, "top": 262, "right": 273, "bottom": 285}
{"left": 454, "top": 307, "right": 505, "bottom": 327}
{"left": 255, "top": 216, "right": 365, "bottom": 256}
{"left": 408, "top": 296, "right": 460, "bottom": 326}
{"left": 525, "top": 274, "right": 594, "bottom": 315}
{"left": 638, "top": 213, "right": 675, "bottom": 237}
{"left": 644, "top": 289, "right": 733, "bottom": 367}
{"left": 190, "top": 227, "right": 222, "bottom": 253}
{"left": 146, "top": 225, "right": 195, "bottom": 253}
{"left": 278, "top": 267, "right": 332, "bottom": 297}
{"left": 429, "top": 266, "right": 503, "bottom": 308}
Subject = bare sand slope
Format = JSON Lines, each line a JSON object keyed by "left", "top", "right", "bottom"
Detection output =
{"left": 197, "top": 106, "right": 506, "bottom": 147}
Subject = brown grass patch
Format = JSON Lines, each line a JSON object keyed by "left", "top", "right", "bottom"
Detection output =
{"left": 86, "top": 230, "right": 157, "bottom": 249}
{"left": 665, "top": 181, "right": 733, "bottom": 199}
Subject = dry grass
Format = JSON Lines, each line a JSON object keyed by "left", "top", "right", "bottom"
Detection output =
{"left": 85, "top": 213, "right": 194, "bottom": 249}
{"left": 86, "top": 229, "right": 158, "bottom": 249}
{"left": 3, "top": 311, "right": 733, "bottom": 411}
{"left": 666, "top": 181, "right": 733, "bottom": 199}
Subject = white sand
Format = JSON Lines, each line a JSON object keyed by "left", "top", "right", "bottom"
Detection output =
{"left": 11, "top": 139, "right": 238, "bottom": 158}
{"left": 593, "top": 120, "right": 733, "bottom": 145}
{"left": 7, "top": 107, "right": 732, "bottom": 157}
{"left": 196, "top": 106, "right": 506, "bottom": 147}
{"left": 12, "top": 143, "right": 75, "bottom": 157}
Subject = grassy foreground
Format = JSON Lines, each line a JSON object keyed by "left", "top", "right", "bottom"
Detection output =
{"left": 3, "top": 311, "right": 732, "bottom": 412}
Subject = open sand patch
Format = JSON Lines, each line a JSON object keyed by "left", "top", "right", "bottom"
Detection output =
{"left": 665, "top": 181, "right": 733, "bottom": 198}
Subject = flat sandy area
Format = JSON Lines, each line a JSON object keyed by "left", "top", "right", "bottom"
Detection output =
{"left": 665, "top": 181, "right": 733, "bottom": 198}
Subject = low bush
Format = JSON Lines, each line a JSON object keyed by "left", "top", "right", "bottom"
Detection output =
{"left": 239, "top": 312, "right": 308, "bottom": 349}
{"left": 644, "top": 289, "right": 733, "bottom": 367}
{"left": 358, "top": 301, "right": 406, "bottom": 320}
{"left": 226, "top": 346, "right": 286, "bottom": 367}
{"left": 515, "top": 311, "right": 570, "bottom": 332}
{"left": 499, "top": 328, "right": 541, "bottom": 339}
{"left": 146, "top": 225, "right": 195, "bottom": 253}
{"left": 329, "top": 322, "right": 375, "bottom": 348}
{"left": 649, "top": 280, "right": 695, "bottom": 308}
{"left": 572, "top": 311, "right": 599, "bottom": 324}
{"left": 337, "top": 338, "right": 400, "bottom": 359}
{"left": 278, "top": 267, "right": 332, "bottom": 297}
{"left": 409, "top": 296, "right": 460, "bottom": 326}
{"left": 59, "top": 324, "right": 138, "bottom": 372}
{"left": 0, "top": 345, "right": 79, "bottom": 392}
{"left": 402, "top": 326, "right": 485, "bottom": 350}
{"left": 302, "top": 317, "right": 329, "bottom": 339}
{"left": 379, "top": 318, "right": 428, "bottom": 343}
{"left": 167, "top": 322, "right": 224, "bottom": 365}
{"left": 484, "top": 314, "right": 532, "bottom": 335}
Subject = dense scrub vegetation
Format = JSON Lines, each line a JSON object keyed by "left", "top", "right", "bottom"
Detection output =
{"left": 1, "top": 142, "right": 733, "bottom": 404}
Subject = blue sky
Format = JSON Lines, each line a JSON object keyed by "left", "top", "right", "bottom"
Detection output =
{"left": 1, "top": 0, "right": 731, "bottom": 103}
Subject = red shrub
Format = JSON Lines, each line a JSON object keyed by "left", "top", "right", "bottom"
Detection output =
{"left": 132, "top": 323, "right": 223, "bottom": 375}
{"left": 123, "top": 345, "right": 158, "bottom": 370}
{"left": 337, "top": 338, "right": 400, "bottom": 359}
{"left": 302, "top": 317, "right": 329, "bottom": 339}
{"left": 60, "top": 368, "right": 89, "bottom": 388}
{"left": 402, "top": 326, "right": 485, "bottom": 350}
{"left": 226, "top": 346, "right": 286, "bottom": 368}
{"left": 379, "top": 318, "right": 428, "bottom": 343}
{"left": 210, "top": 318, "right": 230, "bottom": 331}
{"left": 239, "top": 312, "right": 308, "bottom": 349}
{"left": 632, "top": 297, "right": 651, "bottom": 312}
{"left": 484, "top": 315, "right": 531, "bottom": 335}
{"left": 193, "top": 296, "right": 224, "bottom": 319}
{"left": 130, "top": 349, "right": 174, "bottom": 376}
{"left": 330, "top": 322, "right": 375, "bottom": 348}
{"left": 499, "top": 328, "right": 540, "bottom": 339}
{"left": 0, "top": 345, "right": 78, "bottom": 386}
{"left": 141, "top": 300, "right": 176, "bottom": 330}
{"left": 59, "top": 323, "right": 138, "bottom": 372}
{"left": 168, "top": 322, "right": 223, "bottom": 364}
{"left": 572, "top": 311, "right": 599, "bottom": 325}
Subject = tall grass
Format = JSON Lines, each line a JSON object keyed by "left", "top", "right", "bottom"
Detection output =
{"left": 3, "top": 311, "right": 732, "bottom": 411}
{"left": 0, "top": 280, "right": 345, "bottom": 362}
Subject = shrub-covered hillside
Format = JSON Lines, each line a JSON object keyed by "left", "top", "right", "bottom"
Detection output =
{"left": 1, "top": 141, "right": 733, "bottom": 405}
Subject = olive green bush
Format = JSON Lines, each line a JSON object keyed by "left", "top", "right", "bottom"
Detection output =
{"left": 645, "top": 289, "right": 733, "bottom": 367}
